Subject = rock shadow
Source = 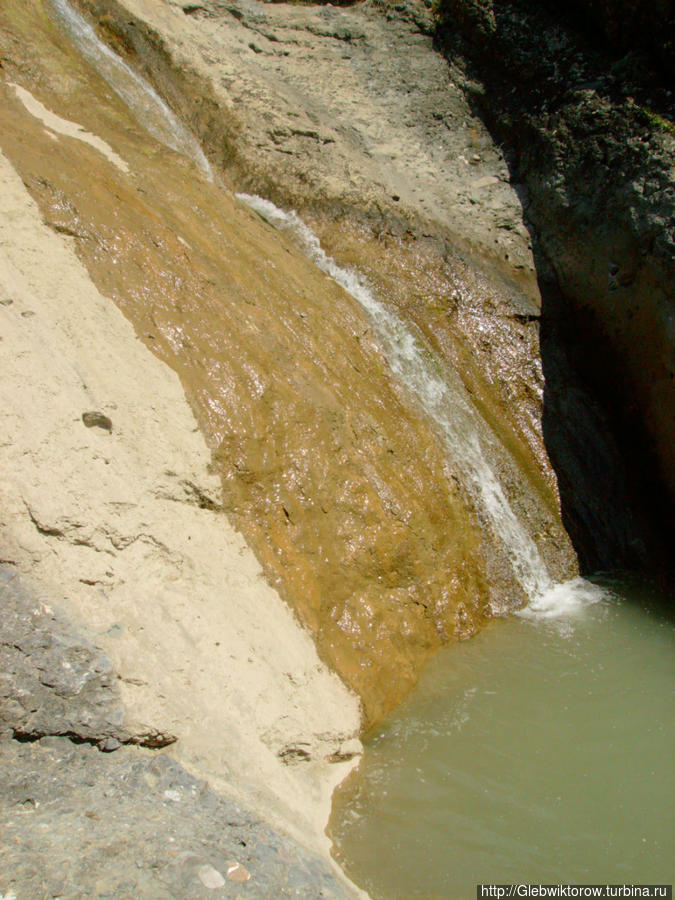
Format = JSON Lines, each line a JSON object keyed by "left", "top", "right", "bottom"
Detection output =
{"left": 434, "top": 0, "right": 675, "bottom": 583}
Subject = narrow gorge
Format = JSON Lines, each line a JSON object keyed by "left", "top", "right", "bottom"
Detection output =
{"left": 0, "top": 0, "right": 672, "bottom": 897}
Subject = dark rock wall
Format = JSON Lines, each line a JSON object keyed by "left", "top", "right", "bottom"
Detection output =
{"left": 436, "top": 0, "right": 675, "bottom": 578}
{"left": 538, "top": 0, "right": 675, "bottom": 80}
{"left": 439, "top": 0, "right": 675, "bottom": 78}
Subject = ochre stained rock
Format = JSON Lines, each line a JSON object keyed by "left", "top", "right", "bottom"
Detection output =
{"left": 0, "top": 0, "right": 490, "bottom": 723}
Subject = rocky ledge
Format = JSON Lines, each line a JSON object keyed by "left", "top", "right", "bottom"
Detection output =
{"left": 0, "top": 569, "right": 357, "bottom": 900}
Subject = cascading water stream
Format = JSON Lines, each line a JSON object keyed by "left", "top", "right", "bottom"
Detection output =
{"left": 49, "top": 0, "right": 571, "bottom": 609}
{"left": 236, "top": 195, "right": 553, "bottom": 604}
{"left": 48, "top": 0, "right": 213, "bottom": 181}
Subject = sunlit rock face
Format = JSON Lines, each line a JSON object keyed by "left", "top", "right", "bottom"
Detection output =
{"left": 0, "top": 0, "right": 590, "bottom": 729}
{"left": 0, "top": 0, "right": 495, "bottom": 726}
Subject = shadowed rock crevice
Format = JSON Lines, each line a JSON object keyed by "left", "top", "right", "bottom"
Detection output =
{"left": 435, "top": 0, "right": 675, "bottom": 581}
{"left": 534, "top": 0, "right": 675, "bottom": 83}
{"left": 10, "top": 726, "right": 174, "bottom": 750}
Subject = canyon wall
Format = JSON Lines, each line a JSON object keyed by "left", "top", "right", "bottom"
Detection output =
{"left": 438, "top": 0, "right": 675, "bottom": 576}
{"left": 2, "top": 0, "right": 671, "bottom": 894}
{"left": 544, "top": 0, "right": 674, "bottom": 79}
{"left": 0, "top": 0, "right": 580, "bottom": 733}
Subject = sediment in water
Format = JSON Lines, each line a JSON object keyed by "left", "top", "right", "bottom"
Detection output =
{"left": 331, "top": 575, "right": 675, "bottom": 899}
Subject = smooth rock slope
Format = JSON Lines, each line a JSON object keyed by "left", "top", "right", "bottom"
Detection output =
{"left": 0, "top": 143, "right": 362, "bottom": 885}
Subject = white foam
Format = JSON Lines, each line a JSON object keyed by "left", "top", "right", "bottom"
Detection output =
{"left": 517, "top": 577, "right": 609, "bottom": 620}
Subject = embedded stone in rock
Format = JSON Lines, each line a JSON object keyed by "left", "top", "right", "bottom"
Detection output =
{"left": 226, "top": 861, "right": 251, "bottom": 883}
{"left": 198, "top": 864, "right": 225, "bottom": 889}
{"left": 133, "top": 730, "right": 177, "bottom": 749}
{"left": 82, "top": 411, "right": 113, "bottom": 432}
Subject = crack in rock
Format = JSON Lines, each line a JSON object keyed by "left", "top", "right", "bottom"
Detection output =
{"left": 11, "top": 726, "right": 175, "bottom": 751}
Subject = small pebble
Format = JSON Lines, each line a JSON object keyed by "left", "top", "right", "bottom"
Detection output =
{"left": 82, "top": 411, "right": 113, "bottom": 432}
{"left": 226, "top": 861, "right": 251, "bottom": 883}
{"left": 198, "top": 864, "right": 226, "bottom": 889}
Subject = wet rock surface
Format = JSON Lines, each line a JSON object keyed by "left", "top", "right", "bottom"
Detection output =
{"left": 46, "top": 0, "right": 582, "bottom": 682}
{"left": 0, "top": 571, "right": 357, "bottom": 900}
{"left": 0, "top": 0, "right": 502, "bottom": 727}
{"left": 69, "top": 0, "right": 574, "bottom": 547}
{"left": 72, "top": 0, "right": 570, "bottom": 501}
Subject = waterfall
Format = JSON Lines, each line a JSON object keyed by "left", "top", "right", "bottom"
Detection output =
{"left": 49, "top": 0, "right": 213, "bottom": 181}
{"left": 237, "top": 195, "right": 554, "bottom": 603}
{"left": 46, "top": 0, "right": 562, "bottom": 607}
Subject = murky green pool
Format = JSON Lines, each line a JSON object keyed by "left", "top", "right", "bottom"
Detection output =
{"left": 330, "top": 577, "right": 674, "bottom": 899}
